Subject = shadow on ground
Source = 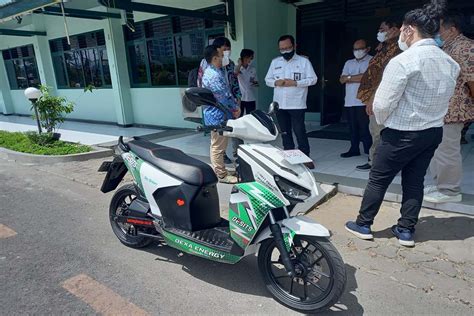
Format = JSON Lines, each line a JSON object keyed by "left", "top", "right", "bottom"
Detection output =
{"left": 140, "top": 243, "right": 364, "bottom": 314}
{"left": 373, "top": 215, "right": 474, "bottom": 243}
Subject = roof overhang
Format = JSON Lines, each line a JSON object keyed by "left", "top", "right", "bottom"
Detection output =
{"left": 0, "top": 0, "right": 60, "bottom": 23}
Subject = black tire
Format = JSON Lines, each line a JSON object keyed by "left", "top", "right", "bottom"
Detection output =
{"left": 109, "top": 184, "right": 153, "bottom": 248}
{"left": 258, "top": 235, "right": 346, "bottom": 313}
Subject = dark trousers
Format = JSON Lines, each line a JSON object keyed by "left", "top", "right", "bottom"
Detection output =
{"left": 276, "top": 109, "right": 310, "bottom": 156}
{"left": 346, "top": 106, "right": 372, "bottom": 154}
{"left": 356, "top": 127, "right": 443, "bottom": 231}
{"left": 240, "top": 101, "right": 256, "bottom": 117}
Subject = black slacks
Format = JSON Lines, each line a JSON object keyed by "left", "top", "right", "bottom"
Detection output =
{"left": 276, "top": 109, "right": 310, "bottom": 156}
{"left": 356, "top": 127, "right": 443, "bottom": 230}
{"left": 346, "top": 106, "right": 372, "bottom": 154}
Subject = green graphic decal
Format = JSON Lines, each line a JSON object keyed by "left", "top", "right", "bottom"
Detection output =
{"left": 236, "top": 182, "right": 285, "bottom": 226}
{"left": 162, "top": 231, "right": 241, "bottom": 264}
{"left": 283, "top": 230, "right": 296, "bottom": 252}
{"left": 229, "top": 202, "right": 255, "bottom": 249}
{"left": 123, "top": 152, "right": 144, "bottom": 192}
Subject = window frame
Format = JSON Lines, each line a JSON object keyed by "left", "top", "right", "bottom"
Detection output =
{"left": 49, "top": 30, "right": 112, "bottom": 90}
{"left": 2, "top": 44, "right": 41, "bottom": 90}
{"left": 124, "top": 11, "right": 225, "bottom": 89}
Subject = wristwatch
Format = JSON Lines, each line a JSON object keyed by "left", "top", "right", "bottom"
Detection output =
{"left": 347, "top": 75, "right": 352, "bottom": 80}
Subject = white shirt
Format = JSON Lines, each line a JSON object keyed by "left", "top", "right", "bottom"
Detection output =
{"left": 238, "top": 65, "right": 257, "bottom": 102}
{"left": 341, "top": 54, "right": 372, "bottom": 107}
{"left": 265, "top": 54, "right": 317, "bottom": 110}
{"left": 374, "top": 39, "right": 460, "bottom": 131}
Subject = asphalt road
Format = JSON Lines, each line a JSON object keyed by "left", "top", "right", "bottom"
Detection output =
{"left": 1, "top": 158, "right": 472, "bottom": 315}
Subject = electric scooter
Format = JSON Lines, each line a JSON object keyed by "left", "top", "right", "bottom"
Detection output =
{"left": 99, "top": 87, "right": 346, "bottom": 313}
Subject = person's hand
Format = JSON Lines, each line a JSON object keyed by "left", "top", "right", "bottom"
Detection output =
{"left": 340, "top": 76, "right": 348, "bottom": 84}
{"left": 233, "top": 107, "right": 241, "bottom": 118}
{"left": 284, "top": 79, "right": 297, "bottom": 87}
{"left": 366, "top": 103, "right": 374, "bottom": 116}
{"left": 275, "top": 79, "right": 285, "bottom": 87}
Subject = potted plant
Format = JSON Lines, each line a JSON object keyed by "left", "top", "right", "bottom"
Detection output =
{"left": 33, "top": 85, "right": 75, "bottom": 140}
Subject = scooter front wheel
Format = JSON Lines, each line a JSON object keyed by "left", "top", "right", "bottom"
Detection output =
{"left": 258, "top": 235, "right": 346, "bottom": 313}
{"left": 109, "top": 184, "right": 153, "bottom": 248}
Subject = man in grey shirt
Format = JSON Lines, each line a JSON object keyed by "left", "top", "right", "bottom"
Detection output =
{"left": 345, "top": 0, "right": 460, "bottom": 247}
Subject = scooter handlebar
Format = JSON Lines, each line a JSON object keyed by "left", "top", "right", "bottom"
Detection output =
{"left": 197, "top": 125, "right": 233, "bottom": 133}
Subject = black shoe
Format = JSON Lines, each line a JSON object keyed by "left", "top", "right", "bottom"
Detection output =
{"left": 340, "top": 151, "right": 361, "bottom": 158}
{"left": 224, "top": 155, "right": 233, "bottom": 164}
{"left": 356, "top": 163, "right": 371, "bottom": 170}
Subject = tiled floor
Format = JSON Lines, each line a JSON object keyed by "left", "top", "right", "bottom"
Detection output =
{"left": 156, "top": 130, "right": 474, "bottom": 195}
{"left": 0, "top": 115, "right": 162, "bottom": 145}
{"left": 2, "top": 114, "right": 473, "bottom": 195}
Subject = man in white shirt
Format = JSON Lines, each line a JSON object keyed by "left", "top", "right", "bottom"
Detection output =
{"left": 235, "top": 49, "right": 258, "bottom": 116}
{"left": 265, "top": 35, "right": 318, "bottom": 169}
{"left": 340, "top": 39, "right": 373, "bottom": 158}
{"left": 345, "top": 1, "right": 460, "bottom": 247}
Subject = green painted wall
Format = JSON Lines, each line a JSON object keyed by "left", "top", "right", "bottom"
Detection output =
{"left": 0, "top": 0, "right": 299, "bottom": 127}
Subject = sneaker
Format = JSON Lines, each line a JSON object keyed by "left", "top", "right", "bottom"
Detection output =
{"left": 224, "top": 154, "right": 233, "bottom": 164}
{"left": 218, "top": 175, "right": 238, "bottom": 184}
{"left": 423, "top": 185, "right": 437, "bottom": 195}
{"left": 356, "top": 163, "right": 371, "bottom": 171}
{"left": 423, "top": 191, "right": 462, "bottom": 203}
{"left": 340, "top": 151, "right": 361, "bottom": 158}
{"left": 304, "top": 161, "right": 315, "bottom": 170}
{"left": 345, "top": 221, "right": 373, "bottom": 240}
{"left": 391, "top": 225, "right": 415, "bottom": 247}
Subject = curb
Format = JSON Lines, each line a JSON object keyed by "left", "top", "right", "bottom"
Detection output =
{"left": 0, "top": 146, "right": 113, "bottom": 165}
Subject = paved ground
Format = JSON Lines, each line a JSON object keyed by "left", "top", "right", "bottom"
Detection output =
{"left": 1, "top": 157, "right": 473, "bottom": 315}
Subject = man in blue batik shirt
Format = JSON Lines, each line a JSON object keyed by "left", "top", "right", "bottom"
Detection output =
{"left": 202, "top": 45, "right": 240, "bottom": 184}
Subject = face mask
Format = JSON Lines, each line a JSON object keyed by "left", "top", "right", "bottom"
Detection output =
{"left": 377, "top": 31, "right": 387, "bottom": 43}
{"left": 398, "top": 36, "right": 409, "bottom": 51}
{"left": 353, "top": 49, "right": 367, "bottom": 60}
{"left": 222, "top": 50, "right": 231, "bottom": 67}
{"left": 434, "top": 34, "right": 445, "bottom": 47}
{"left": 280, "top": 49, "right": 295, "bottom": 61}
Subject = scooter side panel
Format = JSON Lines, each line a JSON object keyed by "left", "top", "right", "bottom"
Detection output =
{"left": 122, "top": 152, "right": 182, "bottom": 216}
{"left": 229, "top": 182, "right": 285, "bottom": 249}
{"left": 161, "top": 230, "right": 242, "bottom": 264}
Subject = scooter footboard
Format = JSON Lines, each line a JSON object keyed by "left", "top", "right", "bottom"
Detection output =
{"left": 253, "top": 216, "right": 330, "bottom": 250}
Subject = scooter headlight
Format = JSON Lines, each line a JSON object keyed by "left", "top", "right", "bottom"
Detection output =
{"left": 275, "top": 176, "right": 311, "bottom": 202}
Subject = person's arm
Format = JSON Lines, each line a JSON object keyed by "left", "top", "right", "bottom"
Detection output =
{"left": 373, "top": 59, "right": 408, "bottom": 125}
{"left": 468, "top": 82, "right": 474, "bottom": 98}
{"left": 340, "top": 61, "right": 350, "bottom": 84}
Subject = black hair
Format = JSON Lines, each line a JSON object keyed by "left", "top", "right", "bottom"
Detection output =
{"left": 403, "top": 0, "right": 447, "bottom": 38}
{"left": 212, "top": 36, "right": 231, "bottom": 49}
{"left": 204, "top": 45, "right": 219, "bottom": 64}
{"left": 278, "top": 35, "right": 295, "bottom": 46}
{"left": 442, "top": 11, "right": 464, "bottom": 32}
{"left": 240, "top": 49, "right": 254, "bottom": 59}
{"left": 381, "top": 17, "right": 402, "bottom": 29}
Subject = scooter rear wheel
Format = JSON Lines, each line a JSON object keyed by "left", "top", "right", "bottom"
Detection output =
{"left": 109, "top": 184, "right": 153, "bottom": 248}
{"left": 258, "top": 235, "right": 346, "bottom": 313}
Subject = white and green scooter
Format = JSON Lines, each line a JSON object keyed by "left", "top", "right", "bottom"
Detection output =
{"left": 99, "top": 87, "right": 346, "bottom": 313}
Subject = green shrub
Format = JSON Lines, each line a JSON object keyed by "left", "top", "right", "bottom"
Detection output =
{"left": 0, "top": 131, "right": 91, "bottom": 155}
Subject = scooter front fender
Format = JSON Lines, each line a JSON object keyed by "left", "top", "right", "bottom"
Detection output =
{"left": 253, "top": 215, "right": 330, "bottom": 246}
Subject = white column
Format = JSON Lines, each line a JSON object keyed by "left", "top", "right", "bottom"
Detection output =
{"left": 103, "top": 12, "right": 135, "bottom": 126}
{"left": 0, "top": 54, "right": 14, "bottom": 114}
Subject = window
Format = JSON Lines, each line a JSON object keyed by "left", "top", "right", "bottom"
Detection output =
{"left": 124, "top": 5, "right": 226, "bottom": 87}
{"left": 2, "top": 45, "right": 40, "bottom": 90}
{"left": 49, "top": 30, "right": 112, "bottom": 89}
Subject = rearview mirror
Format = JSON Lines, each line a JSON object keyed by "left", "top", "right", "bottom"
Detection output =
{"left": 183, "top": 87, "right": 217, "bottom": 109}
{"left": 268, "top": 102, "right": 279, "bottom": 115}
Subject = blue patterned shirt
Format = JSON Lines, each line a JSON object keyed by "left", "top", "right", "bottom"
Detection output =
{"left": 202, "top": 65, "right": 239, "bottom": 125}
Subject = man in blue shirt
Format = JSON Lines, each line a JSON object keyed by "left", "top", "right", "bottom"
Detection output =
{"left": 202, "top": 45, "right": 240, "bottom": 184}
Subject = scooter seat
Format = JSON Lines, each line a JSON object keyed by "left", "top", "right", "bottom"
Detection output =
{"left": 127, "top": 139, "right": 218, "bottom": 186}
